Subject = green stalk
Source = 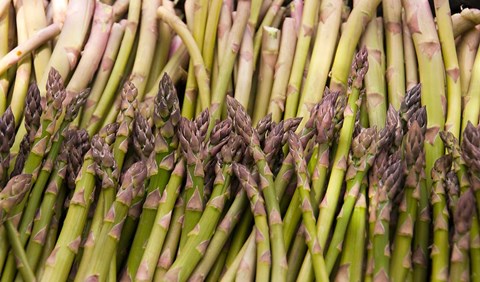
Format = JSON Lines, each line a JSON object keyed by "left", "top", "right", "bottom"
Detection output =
{"left": 37, "top": 0, "right": 95, "bottom": 96}
{"left": 430, "top": 155, "right": 452, "bottom": 282}
{"left": 295, "top": 0, "right": 342, "bottom": 126}
{"left": 181, "top": 0, "right": 209, "bottom": 118}
{"left": 205, "top": 241, "right": 230, "bottom": 282}
{"left": 39, "top": 150, "right": 96, "bottom": 282}
{"left": 282, "top": 0, "right": 320, "bottom": 119}
{"left": 452, "top": 8, "right": 480, "bottom": 38}
{"left": 403, "top": 0, "right": 446, "bottom": 189}
{"left": 233, "top": 26, "right": 254, "bottom": 109}
{"left": 252, "top": 0, "right": 284, "bottom": 64}
{"left": 412, "top": 179, "right": 429, "bottom": 281}
{"left": 252, "top": 26, "right": 280, "bottom": 125}
{"left": 434, "top": 0, "right": 462, "bottom": 139}
{"left": 288, "top": 133, "right": 329, "bottom": 281}
{"left": 79, "top": 21, "right": 126, "bottom": 127}
{"left": 201, "top": 0, "right": 222, "bottom": 80}
{"left": 134, "top": 160, "right": 185, "bottom": 282}
{"left": 210, "top": 0, "right": 250, "bottom": 127}
{"left": 329, "top": 0, "right": 381, "bottom": 92}
{"left": 461, "top": 34, "right": 480, "bottom": 132}
{"left": 361, "top": 18, "right": 387, "bottom": 128}
{"left": 156, "top": 7, "right": 210, "bottom": 112}
{"left": 23, "top": 0, "right": 51, "bottom": 83}
{"left": 0, "top": 1, "right": 9, "bottom": 115}
{"left": 382, "top": 0, "right": 405, "bottom": 110}
{"left": 190, "top": 189, "right": 249, "bottom": 281}
{"left": 267, "top": 17, "right": 296, "bottom": 123}
{"left": 457, "top": 28, "right": 480, "bottom": 105}
{"left": 80, "top": 162, "right": 146, "bottom": 282}
{"left": 401, "top": 10, "right": 418, "bottom": 90}
{"left": 335, "top": 184, "right": 367, "bottom": 282}
{"left": 234, "top": 238, "right": 256, "bottom": 282}
{"left": 86, "top": 0, "right": 141, "bottom": 135}
{"left": 219, "top": 233, "right": 255, "bottom": 282}
{"left": 4, "top": 221, "right": 35, "bottom": 282}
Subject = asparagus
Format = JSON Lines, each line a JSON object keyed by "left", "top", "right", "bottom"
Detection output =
{"left": 0, "top": 107, "right": 15, "bottom": 188}
{"left": 449, "top": 189, "right": 475, "bottom": 282}
{"left": 430, "top": 155, "right": 453, "bottom": 282}
{"left": 461, "top": 122, "right": 480, "bottom": 217}
{"left": 81, "top": 162, "right": 147, "bottom": 282}
{"left": 0, "top": 174, "right": 32, "bottom": 224}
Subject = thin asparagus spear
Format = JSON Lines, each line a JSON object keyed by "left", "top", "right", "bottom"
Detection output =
{"left": 461, "top": 122, "right": 480, "bottom": 219}
{"left": 0, "top": 174, "right": 32, "bottom": 224}
{"left": 4, "top": 220, "right": 35, "bottom": 282}
{"left": 267, "top": 17, "right": 296, "bottom": 123}
{"left": 401, "top": 10, "right": 418, "bottom": 90}
{"left": 431, "top": 155, "right": 453, "bottom": 282}
{"left": 135, "top": 159, "right": 186, "bottom": 282}
{"left": 231, "top": 163, "right": 271, "bottom": 282}
{"left": 373, "top": 152, "right": 404, "bottom": 282}
{"left": 86, "top": 0, "right": 141, "bottom": 135}
{"left": 452, "top": 8, "right": 480, "bottom": 38}
{"left": 361, "top": 18, "right": 387, "bottom": 128}
{"left": 235, "top": 236, "right": 256, "bottom": 282}
{"left": 403, "top": 0, "right": 446, "bottom": 189}
{"left": 288, "top": 132, "right": 329, "bottom": 281}
{"left": 282, "top": 0, "right": 320, "bottom": 119}
{"left": 449, "top": 188, "right": 475, "bottom": 282}
{"left": 0, "top": 0, "right": 10, "bottom": 114}
{"left": 81, "top": 162, "right": 147, "bottom": 282}
{"left": 295, "top": 0, "right": 342, "bottom": 126}
{"left": 335, "top": 182, "right": 367, "bottom": 282}
{"left": 0, "top": 107, "right": 15, "bottom": 188}
{"left": 220, "top": 233, "right": 255, "bottom": 282}
{"left": 233, "top": 25, "right": 254, "bottom": 109}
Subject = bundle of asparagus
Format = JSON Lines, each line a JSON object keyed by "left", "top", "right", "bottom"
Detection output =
{"left": 1, "top": 0, "right": 480, "bottom": 281}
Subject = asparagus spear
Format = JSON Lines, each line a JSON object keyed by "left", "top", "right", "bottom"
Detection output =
{"left": 0, "top": 174, "right": 32, "bottom": 224}
{"left": 0, "top": 107, "right": 15, "bottom": 188}
{"left": 461, "top": 122, "right": 480, "bottom": 217}
{"left": 81, "top": 162, "right": 147, "bottom": 282}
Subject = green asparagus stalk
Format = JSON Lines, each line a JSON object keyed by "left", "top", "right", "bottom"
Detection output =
{"left": 373, "top": 151, "right": 404, "bottom": 282}
{"left": 457, "top": 28, "right": 480, "bottom": 105}
{"left": 81, "top": 162, "right": 147, "bottom": 282}
{"left": 325, "top": 127, "right": 378, "bottom": 273}
{"left": 282, "top": 0, "right": 320, "bottom": 119}
{"left": 335, "top": 182, "right": 367, "bottom": 282}
{"left": 401, "top": 11, "right": 418, "bottom": 90}
{"left": 4, "top": 220, "right": 35, "bottom": 282}
{"left": 449, "top": 189, "right": 475, "bottom": 282}
{"left": 288, "top": 132, "right": 329, "bottom": 281}
{"left": 403, "top": 0, "right": 446, "bottom": 189}
{"left": 135, "top": 159, "right": 185, "bottom": 282}
{"left": 430, "top": 155, "right": 453, "bottom": 282}
{"left": 412, "top": 171, "right": 430, "bottom": 279}
{"left": 233, "top": 23, "right": 255, "bottom": 109}
{"left": 390, "top": 116, "right": 426, "bottom": 282}
{"left": 220, "top": 233, "right": 255, "bottom": 282}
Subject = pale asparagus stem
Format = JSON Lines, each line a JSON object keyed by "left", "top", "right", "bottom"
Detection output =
{"left": 249, "top": 0, "right": 264, "bottom": 30}
{"left": 146, "top": 1, "right": 175, "bottom": 92}
{"left": 282, "top": 0, "right": 320, "bottom": 119}
{"left": 329, "top": 0, "right": 380, "bottom": 91}
{"left": 86, "top": 0, "right": 140, "bottom": 135}
{"left": 259, "top": 0, "right": 273, "bottom": 21}
{"left": 252, "top": 26, "right": 280, "bottom": 125}
{"left": 234, "top": 26, "right": 254, "bottom": 109}
{"left": 157, "top": 7, "right": 211, "bottom": 111}
{"left": 65, "top": 1, "right": 113, "bottom": 104}
{"left": 435, "top": 0, "right": 462, "bottom": 139}
{"left": 210, "top": 0, "right": 250, "bottom": 127}
{"left": 0, "top": 23, "right": 60, "bottom": 76}
{"left": 452, "top": 8, "right": 480, "bottom": 38}
{"left": 216, "top": 0, "right": 233, "bottom": 66}
{"left": 267, "top": 18, "right": 296, "bottom": 123}
{"left": 295, "top": 0, "right": 342, "bottom": 126}
{"left": 235, "top": 238, "right": 256, "bottom": 282}
{"left": 253, "top": 0, "right": 284, "bottom": 65}
{"left": 0, "top": 2, "right": 9, "bottom": 114}
{"left": 46, "top": 0, "right": 67, "bottom": 27}
{"left": 403, "top": 0, "right": 446, "bottom": 189}
{"left": 361, "top": 17, "right": 387, "bottom": 128}
{"left": 462, "top": 33, "right": 480, "bottom": 131}
{"left": 457, "top": 27, "right": 480, "bottom": 107}
{"left": 271, "top": 7, "right": 285, "bottom": 28}
{"left": 382, "top": 0, "right": 405, "bottom": 110}
{"left": 37, "top": 0, "right": 95, "bottom": 96}
{"left": 220, "top": 233, "right": 255, "bottom": 282}
{"left": 402, "top": 10, "right": 418, "bottom": 90}
{"left": 9, "top": 0, "right": 32, "bottom": 126}
{"left": 113, "top": 0, "right": 129, "bottom": 21}
{"left": 23, "top": 0, "right": 51, "bottom": 83}
{"left": 200, "top": 0, "right": 222, "bottom": 80}
{"left": 130, "top": 0, "right": 160, "bottom": 100}
{"left": 79, "top": 21, "right": 127, "bottom": 128}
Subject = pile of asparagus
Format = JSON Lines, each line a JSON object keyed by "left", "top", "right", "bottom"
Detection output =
{"left": 1, "top": 0, "right": 480, "bottom": 281}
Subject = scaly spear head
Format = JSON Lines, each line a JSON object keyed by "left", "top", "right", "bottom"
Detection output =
{"left": 404, "top": 121, "right": 425, "bottom": 168}
{"left": 349, "top": 47, "right": 369, "bottom": 89}
{"left": 461, "top": 122, "right": 480, "bottom": 172}
{"left": 315, "top": 92, "right": 337, "bottom": 144}
{"left": 264, "top": 121, "right": 285, "bottom": 165}
{"left": 408, "top": 106, "right": 427, "bottom": 134}
{"left": 194, "top": 109, "right": 210, "bottom": 143}
{"left": 377, "top": 106, "right": 397, "bottom": 151}
{"left": 432, "top": 154, "right": 453, "bottom": 184}
{"left": 256, "top": 113, "right": 273, "bottom": 143}
{"left": 24, "top": 83, "right": 42, "bottom": 134}
{"left": 118, "top": 81, "right": 138, "bottom": 122}
{"left": 10, "top": 136, "right": 30, "bottom": 178}
{"left": 386, "top": 105, "right": 403, "bottom": 150}
{"left": 454, "top": 189, "right": 475, "bottom": 234}
{"left": 287, "top": 131, "right": 304, "bottom": 164}
{"left": 333, "top": 92, "right": 348, "bottom": 135}
{"left": 76, "top": 129, "right": 90, "bottom": 156}
{"left": 381, "top": 151, "right": 404, "bottom": 200}
{"left": 154, "top": 74, "right": 180, "bottom": 128}
{"left": 0, "top": 174, "right": 32, "bottom": 214}
{"left": 133, "top": 110, "right": 155, "bottom": 160}
{"left": 446, "top": 170, "right": 460, "bottom": 213}
{"left": 51, "top": 89, "right": 67, "bottom": 113}
{"left": 209, "top": 118, "right": 233, "bottom": 157}
{"left": 119, "top": 161, "right": 147, "bottom": 201}
{"left": 400, "top": 83, "right": 422, "bottom": 123}
{"left": 99, "top": 122, "right": 120, "bottom": 146}
{"left": 46, "top": 68, "right": 64, "bottom": 105}
{"left": 0, "top": 107, "right": 15, "bottom": 151}
{"left": 65, "top": 88, "right": 90, "bottom": 122}
{"left": 282, "top": 117, "right": 302, "bottom": 144}
{"left": 351, "top": 127, "right": 378, "bottom": 160}
{"left": 371, "top": 149, "right": 389, "bottom": 184}
{"left": 221, "top": 134, "right": 245, "bottom": 164}
{"left": 91, "top": 134, "right": 116, "bottom": 171}
{"left": 178, "top": 118, "right": 200, "bottom": 164}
